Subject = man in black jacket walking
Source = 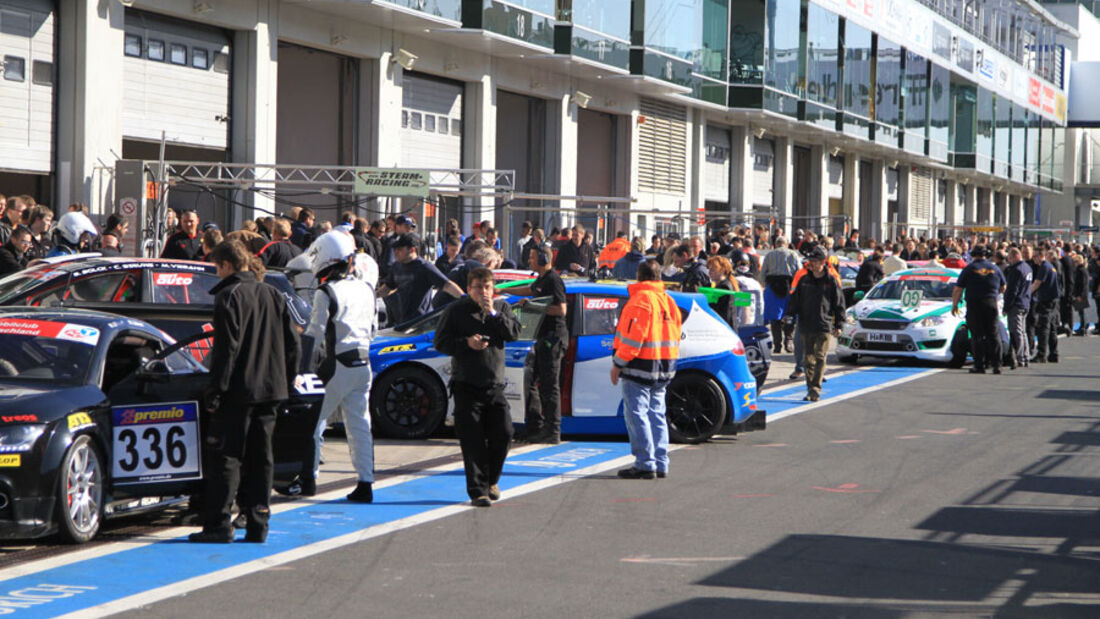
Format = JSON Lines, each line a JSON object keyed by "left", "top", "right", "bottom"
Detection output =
{"left": 434, "top": 267, "right": 521, "bottom": 506}
{"left": 190, "top": 240, "right": 300, "bottom": 543}
{"left": 785, "top": 246, "right": 845, "bottom": 402}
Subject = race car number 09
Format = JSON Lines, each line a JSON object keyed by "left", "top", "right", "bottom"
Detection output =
{"left": 111, "top": 402, "right": 202, "bottom": 484}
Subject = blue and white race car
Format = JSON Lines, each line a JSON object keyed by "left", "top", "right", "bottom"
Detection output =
{"left": 836, "top": 266, "right": 1009, "bottom": 367}
{"left": 366, "top": 282, "right": 764, "bottom": 444}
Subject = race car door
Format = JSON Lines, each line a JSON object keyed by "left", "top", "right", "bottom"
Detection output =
{"left": 103, "top": 330, "right": 212, "bottom": 499}
{"left": 570, "top": 294, "right": 626, "bottom": 416}
{"left": 504, "top": 296, "right": 550, "bottom": 425}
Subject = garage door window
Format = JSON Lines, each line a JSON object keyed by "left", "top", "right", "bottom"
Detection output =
{"left": 32, "top": 61, "right": 52, "bottom": 86}
{"left": 3, "top": 56, "right": 25, "bottom": 82}
{"left": 124, "top": 34, "right": 142, "bottom": 58}
{"left": 148, "top": 39, "right": 165, "bottom": 62}
{"left": 170, "top": 44, "right": 187, "bottom": 66}
{"left": 192, "top": 48, "right": 209, "bottom": 70}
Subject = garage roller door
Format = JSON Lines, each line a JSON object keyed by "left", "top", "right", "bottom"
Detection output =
{"left": 704, "top": 126, "right": 730, "bottom": 203}
{"left": 0, "top": 0, "right": 54, "bottom": 174}
{"left": 400, "top": 73, "right": 463, "bottom": 169}
{"left": 122, "top": 10, "right": 230, "bottom": 149}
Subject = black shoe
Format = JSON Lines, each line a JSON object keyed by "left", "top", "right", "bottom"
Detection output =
{"left": 617, "top": 467, "right": 656, "bottom": 480}
{"left": 346, "top": 482, "right": 373, "bottom": 503}
{"left": 969, "top": 368, "right": 986, "bottom": 374}
{"left": 802, "top": 393, "right": 820, "bottom": 402}
{"left": 232, "top": 513, "right": 247, "bottom": 530}
{"left": 784, "top": 341, "right": 793, "bottom": 353}
{"left": 188, "top": 529, "right": 233, "bottom": 543}
{"left": 656, "top": 471, "right": 667, "bottom": 479}
{"left": 1033, "top": 356, "right": 1047, "bottom": 364}
{"left": 488, "top": 484, "right": 501, "bottom": 500}
{"left": 789, "top": 371, "right": 803, "bottom": 380}
{"left": 1048, "top": 356, "right": 1059, "bottom": 363}
{"left": 299, "top": 476, "right": 317, "bottom": 497}
{"left": 534, "top": 434, "right": 561, "bottom": 445}
{"left": 992, "top": 367, "right": 1002, "bottom": 375}
{"left": 471, "top": 495, "right": 492, "bottom": 507}
{"left": 243, "top": 528, "right": 267, "bottom": 543}
{"left": 1074, "top": 330, "right": 1086, "bottom": 337}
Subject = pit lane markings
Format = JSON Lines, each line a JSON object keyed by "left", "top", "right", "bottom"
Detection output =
{"left": 763, "top": 366, "right": 944, "bottom": 423}
{"left": 0, "top": 442, "right": 672, "bottom": 618}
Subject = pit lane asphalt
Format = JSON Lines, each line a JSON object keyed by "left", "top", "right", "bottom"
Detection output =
{"left": 111, "top": 337, "right": 1100, "bottom": 619}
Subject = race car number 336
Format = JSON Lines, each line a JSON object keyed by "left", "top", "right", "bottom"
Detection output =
{"left": 111, "top": 401, "right": 202, "bottom": 484}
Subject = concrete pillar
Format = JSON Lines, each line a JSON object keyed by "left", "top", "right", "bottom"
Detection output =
{"left": 371, "top": 54, "right": 403, "bottom": 168}
{"left": 994, "top": 191, "right": 1009, "bottom": 227}
{"left": 230, "top": 0, "right": 280, "bottom": 225}
{"left": 689, "top": 110, "right": 706, "bottom": 228}
{"left": 868, "top": 160, "right": 889, "bottom": 243}
{"left": 962, "top": 183, "right": 977, "bottom": 224}
{"left": 463, "top": 74, "right": 497, "bottom": 229}
{"left": 841, "top": 154, "right": 859, "bottom": 235}
{"left": 943, "top": 179, "right": 959, "bottom": 231}
{"left": 55, "top": 0, "right": 126, "bottom": 215}
{"left": 895, "top": 165, "right": 911, "bottom": 239}
{"left": 731, "top": 127, "right": 754, "bottom": 215}
{"left": 809, "top": 145, "right": 830, "bottom": 234}
{"left": 974, "top": 187, "right": 991, "bottom": 224}
{"left": 773, "top": 135, "right": 794, "bottom": 234}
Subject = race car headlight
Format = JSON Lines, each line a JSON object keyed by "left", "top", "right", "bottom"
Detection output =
{"left": 0, "top": 424, "right": 46, "bottom": 453}
{"left": 918, "top": 316, "right": 945, "bottom": 328}
{"left": 845, "top": 310, "right": 857, "bottom": 325}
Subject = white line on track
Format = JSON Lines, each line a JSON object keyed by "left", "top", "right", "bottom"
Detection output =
{"left": 766, "top": 368, "right": 943, "bottom": 423}
{"left": 0, "top": 443, "right": 547, "bottom": 583}
{"left": 57, "top": 450, "right": 659, "bottom": 619}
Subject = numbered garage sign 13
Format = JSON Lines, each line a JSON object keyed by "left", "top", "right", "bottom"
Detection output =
{"left": 901, "top": 289, "right": 923, "bottom": 311}
{"left": 111, "top": 401, "right": 201, "bottom": 484}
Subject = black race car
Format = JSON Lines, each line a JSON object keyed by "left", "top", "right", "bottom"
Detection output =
{"left": 0, "top": 254, "right": 311, "bottom": 342}
{"left": 0, "top": 308, "right": 317, "bottom": 543}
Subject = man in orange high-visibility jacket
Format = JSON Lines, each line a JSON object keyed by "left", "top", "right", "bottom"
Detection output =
{"left": 610, "top": 259, "right": 683, "bottom": 480}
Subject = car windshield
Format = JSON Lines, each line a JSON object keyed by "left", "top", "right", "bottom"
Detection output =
{"left": 866, "top": 275, "right": 956, "bottom": 300}
{"left": 0, "top": 319, "right": 99, "bottom": 385}
{"left": 838, "top": 265, "right": 859, "bottom": 280}
{"left": 0, "top": 268, "right": 67, "bottom": 304}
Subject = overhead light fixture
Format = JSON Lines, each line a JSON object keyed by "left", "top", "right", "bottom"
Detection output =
{"left": 193, "top": 2, "right": 214, "bottom": 14}
{"left": 119, "top": 0, "right": 136, "bottom": 6}
{"left": 753, "top": 127, "right": 767, "bottom": 139}
{"left": 392, "top": 48, "right": 418, "bottom": 71}
{"left": 830, "top": 146, "right": 841, "bottom": 157}
{"left": 571, "top": 90, "right": 592, "bottom": 109}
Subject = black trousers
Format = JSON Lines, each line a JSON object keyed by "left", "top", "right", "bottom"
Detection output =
{"left": 452, "top": 382, "right": 513, "bottom": 500}
{"left": 966, "top": 299, "right": 1002, "bottom": 370}
{"left": 1025, "top": 304, "right": 1036, "bottom": 349}
{"left": 523, "top": 336, "right": 565, "bottom": 438}
{"left": 1059, "top": 297, "right": 1074, "bottom": 332}
{"left": 202, "top": 401, "right": 276, "bottom": 536}
{"left": 1034, "top": 300, "right": 1059, "bottom": 360}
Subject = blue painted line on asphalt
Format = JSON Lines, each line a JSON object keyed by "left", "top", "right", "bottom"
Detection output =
{"left": 0, "top": 442, "right": 631, "bottom": 617}
{"left": 760, "top": 366, "right": 934, "bottom": 416}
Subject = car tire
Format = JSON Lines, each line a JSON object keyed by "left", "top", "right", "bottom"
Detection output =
{"left": 947, "top": 329, "right": 969, "bottom": 369}
{"left": 56, "top": 435, "right": 103, "bottom": 544}
{"left": 837, "top": 353, "right": 858, "bottom": 364}
{"left": 745, "top": 344, "right": 769, "bottom": 385}
{"left": 665, "top": 373, "right": 727, "bottom": 444}
{"left": 371, "top": 366, "right": 447, "bottom": 439}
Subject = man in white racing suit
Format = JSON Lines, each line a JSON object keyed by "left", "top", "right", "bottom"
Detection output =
{"left": 304, "top": 231, "right": 378, "bottom": 502}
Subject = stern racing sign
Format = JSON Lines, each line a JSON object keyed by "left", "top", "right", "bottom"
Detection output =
{"left": 354, "top": 168, "right": 430, "bottom": 198}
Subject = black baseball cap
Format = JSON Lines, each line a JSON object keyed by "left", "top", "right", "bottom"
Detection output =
{"left": 806, "top": 246, "right": 828, "bottom": 261}
{"left": 394, "top": 214, "right": 417, "bottom": 228}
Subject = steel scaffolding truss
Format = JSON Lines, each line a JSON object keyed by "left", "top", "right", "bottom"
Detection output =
{"left": 154, "top": 162, "right": 516, "bottom": 199}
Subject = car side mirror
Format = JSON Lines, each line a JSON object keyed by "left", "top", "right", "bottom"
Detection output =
{"left": 853, "top": 290, "right": 865, "bottom": 302}
{"left": 137, "top": 359, "right": 171, "bottom": 383}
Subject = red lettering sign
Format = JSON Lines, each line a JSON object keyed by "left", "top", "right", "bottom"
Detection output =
{"left": 1028, "top": 78, "right": 1041, "bottom": 107}
{"left": 584, "top": 298, "right": 620, "bottom": 311}
{"left": 154, "top": 273, "right": 193, "bottom": 287}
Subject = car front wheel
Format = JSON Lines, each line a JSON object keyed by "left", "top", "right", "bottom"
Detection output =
{"left": 947, "top": 329, "right": 969, "bottom": 368}
{"left": 56, "top": 435, "right": 103, "bottom": 544}
{"left": 665, "top": 373, "right": 727, "bottom": 444}
{"left": 371, "top": 366, "right": 447, "bottom": 439}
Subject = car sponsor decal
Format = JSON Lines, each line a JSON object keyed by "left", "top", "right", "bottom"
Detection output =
{"left": 67, "top": 412, "right": 94, "bottom": 431}
{"left": 153, "top": 272, "right": 194, "bottom": 287}
{"left": 378, "top": 344, "right": 416, "bottom": 354}
{"left": 897, "top": 274, "right": 952, "bottom": 282}
{"left": 584, "top": 297, "right": 620, "bottom": 311}
{"left": 294, "top": 373, "right": 325, "bottom": 396}
{"left": 0, "top": 319, "right": 100, "bottom": 345}
{"left": 111, "top": 401, "right": 202, "bottom": 484}
{"left": 1, "top": 414, "right": 37, "bottom": 423}
{"left": 0, "top": 455, "right": 20, "bottom": 467}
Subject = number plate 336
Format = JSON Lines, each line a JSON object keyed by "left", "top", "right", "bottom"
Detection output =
{"left": 111, "top": 401, "right": 202, "bottom": 484}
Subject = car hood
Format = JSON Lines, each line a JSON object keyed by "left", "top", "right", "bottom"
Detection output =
{"left": 851, "top": 298, "right": 954, "bottom": 322}
{"left": 0, "top": 383, "right": 104, "bottom": 423}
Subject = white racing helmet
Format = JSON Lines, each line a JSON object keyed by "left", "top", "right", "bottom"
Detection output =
{"left": 306, "top": 230, "right": 356, "bottom": 279}
{"left": 56, "top": 211, "right": 97, "bottom": 245}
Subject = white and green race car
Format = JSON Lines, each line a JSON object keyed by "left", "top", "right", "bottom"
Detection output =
{"left": 836, "top": 266, "right": 1008, "bottom": 367}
